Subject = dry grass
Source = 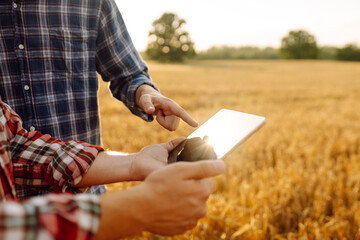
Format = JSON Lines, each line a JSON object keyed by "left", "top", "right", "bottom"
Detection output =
{"left": 98, "top": 60, "right": 360, "bottom": 239}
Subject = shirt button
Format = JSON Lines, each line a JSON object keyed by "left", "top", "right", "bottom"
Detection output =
{"left": 24, "top": 85, "right": 30, "bottom": 91}
{"left": 13, "top": 2, "right": 18, "bottom": 9}
{"left": 29, "top": 126, "right": 36, "bottom": 131}
{"left": 18, "top": 44, "right": 24, "bottom": 50}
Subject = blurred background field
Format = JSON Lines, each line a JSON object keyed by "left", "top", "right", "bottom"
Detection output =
{"left": 98, "top": 60, "right": 360, "bottom": 239}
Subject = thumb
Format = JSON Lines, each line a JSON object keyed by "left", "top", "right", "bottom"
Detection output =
{"left": 174, "top": 160, "right": 225, "bottom": 180}
{"left": 161, "top": 137, "right": 187, "bottom": 152}
{"left": 139, "top": 94, "right": 155, "bottom": 114}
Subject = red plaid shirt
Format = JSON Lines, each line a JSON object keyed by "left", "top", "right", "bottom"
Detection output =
{"left": 0, "top": 98, "right": 103, "bottom": 239}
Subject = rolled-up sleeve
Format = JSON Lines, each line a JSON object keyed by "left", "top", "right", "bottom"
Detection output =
{"left": 0, "top": 193, "right": 101, "bottom": 240}
{"left": 11, "top": 135, "right": 103, "bottom": 194}
{"left": 3, "top": 101, "right": 103, "bottom": 194}
{"left": 95, "top": 0, "right": 159, "bottom": 121}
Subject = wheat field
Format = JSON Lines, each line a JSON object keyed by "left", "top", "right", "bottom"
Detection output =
{"left": 98, "top": 60, "right": 360, "bottom": 239}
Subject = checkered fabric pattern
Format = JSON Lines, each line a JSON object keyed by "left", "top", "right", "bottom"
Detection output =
{"left": 0, "top": 98, "right": 101, "bottom": 239}
{"left": 0, "top": 0, "right": 157, "bottom": 146}
{"left": 0, "top": 194, "right": 100, "bottom": 240}
{"left": 0, "top": 0, "right": 159, "bottom": 195}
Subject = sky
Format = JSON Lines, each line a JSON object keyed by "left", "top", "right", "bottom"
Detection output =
{"left": 115, "top": 0, "right": 360, "bottom": 51}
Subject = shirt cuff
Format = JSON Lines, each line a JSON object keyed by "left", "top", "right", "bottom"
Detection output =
{"left": 60, "top": 141, "right": 104, "bottom": 193}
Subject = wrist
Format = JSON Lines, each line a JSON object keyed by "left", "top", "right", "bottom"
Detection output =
{"left": 91, "top": 152, "right": 136, "bottom": 183}
{"left": 96, "top": 185, "right": 151, "bottom": 239}
{"left": 128, "top": 152, "right": 146, "bottom": 181}
{"left": 132, "top": 183, "right": 156, "bottom": 229}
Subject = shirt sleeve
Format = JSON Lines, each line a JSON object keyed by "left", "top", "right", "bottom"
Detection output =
{"left": 0, "top": 193, "right": 100, "bottom": 240}
{"left": 2, "top": 100, "right": 103, "bottom": 194}
{"left": 95, "top": 0, "right": 159, "bottom": 122}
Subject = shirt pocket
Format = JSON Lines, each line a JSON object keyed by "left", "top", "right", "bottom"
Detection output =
{"left": 48, "top": 29, "right": 91, "bottom": 73}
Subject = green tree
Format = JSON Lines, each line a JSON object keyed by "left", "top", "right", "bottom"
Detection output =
{"left": 319, "top": 46, "right": 337, "bottom": 60}
{"left": 336, "top": 44, "right": 360, "bottom": 61}
{"left": 196, "top": 46, "right": 280, "bottom": 60}
{"left": 280, "top": 30, "right": 319, "bottom": 59}
{"left": 145, "top": 13, "right": 195, "bottom": 62}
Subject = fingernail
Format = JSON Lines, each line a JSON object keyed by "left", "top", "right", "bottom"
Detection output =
{"left": 146, "top": 106, "right": 154, "bottom": 112}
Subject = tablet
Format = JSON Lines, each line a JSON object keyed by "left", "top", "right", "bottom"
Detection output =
{"left": 168, "top": 109, "right": 266, "bottom": 162}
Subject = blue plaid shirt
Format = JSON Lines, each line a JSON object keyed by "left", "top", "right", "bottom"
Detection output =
{"left": 0, "top": 0, "right": 157, "bottom": 147}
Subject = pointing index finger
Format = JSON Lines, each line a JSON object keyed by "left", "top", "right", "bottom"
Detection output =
{"left": 178, "top": 108, "right": 199, "bottom": 128}
{"left": 167, "top": 102, "right": 198, "bottom": 128}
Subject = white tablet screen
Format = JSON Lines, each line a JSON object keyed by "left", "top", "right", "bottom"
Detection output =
{"left": 188, "top": 109, "right": 266, "bottom": 159}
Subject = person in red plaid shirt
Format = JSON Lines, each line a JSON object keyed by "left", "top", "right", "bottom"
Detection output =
{"left": 0, "top": 98, "right": 225, "bottom": 239}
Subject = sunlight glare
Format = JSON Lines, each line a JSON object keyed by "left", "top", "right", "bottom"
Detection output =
{"left": 188, "top": 109, "right": 266, "bottom": 159}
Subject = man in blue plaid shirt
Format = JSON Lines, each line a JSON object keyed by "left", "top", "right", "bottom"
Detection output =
{"left": 0, "top": 0, "right": 198, "bottom": 195}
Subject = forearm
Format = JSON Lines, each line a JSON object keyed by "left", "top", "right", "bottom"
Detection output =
{"left": 11, "top": 136, "right": 103, "bottom": 192}
{"left": 75, "top": 151, "right": 137, "bottom": 187}
{"left": 95, "top": 184, "right": 150, "bottom": 239}
{"left": 79, "top": 138, "right": 190, "bottom": 188}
